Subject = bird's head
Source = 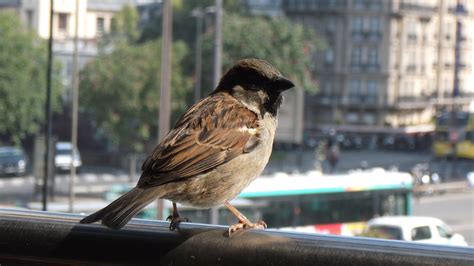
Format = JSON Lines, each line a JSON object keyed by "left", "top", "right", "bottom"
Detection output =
{"left": 214, "top": 58, "right": 295, "bottom": 116}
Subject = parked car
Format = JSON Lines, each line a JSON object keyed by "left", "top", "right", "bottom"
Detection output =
{"left": 367, "top": 216, "right": 468, "bottom": 246}
{"left": 0, "top": 146, "right": 27, "bottom": 176}
{"left": 55, "top": 142, "right": 82, "bottom": 172}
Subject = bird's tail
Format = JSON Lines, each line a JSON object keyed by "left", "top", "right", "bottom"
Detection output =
{"left": 80, "top": 187, "right": 164, "bottom": 229}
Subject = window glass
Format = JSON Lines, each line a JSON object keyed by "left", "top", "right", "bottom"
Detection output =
{"left": 350, "top": 79, "right": 361, "bottom": 100}
{"left": 325, "top": 49, "right": 334, "bottom": 64}
{"left": 368, "top": 225, "right": 403, "bottom": 240}
{"left": 351, "top": 47, "right": 362, "bottom": 65}
{"left": 368, "top": 48, "right": 378, "bottom": 66}
{"left": 370, "top": 17, "right": 381, "bottom": 33}
{"left": 437, "top": 225, "right": 450, "bottom": 238}
{"left": 411, "top": 226, "right": 432, "bottom": 240}
{"left": 352, "top": 17, "right": 363, "bottom": 33}
{"left": 367, "top": 80, "right": 378, "bottom": 103}
{"left": 58, "top": 13, "right": 68, "bottom": 32}
{"left": 97, "top": 17, "right": 105, "bottom": 35}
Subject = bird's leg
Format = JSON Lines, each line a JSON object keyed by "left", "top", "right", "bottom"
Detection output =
{"left": 224, "top": 201, "right": 267, "bottom": 236}
{"left": 166, "top": 202, "right": 190, "bottom": 231}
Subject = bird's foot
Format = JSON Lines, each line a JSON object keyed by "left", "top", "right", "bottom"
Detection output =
{"left": 166, "top": 215, "right": 190, "bottom": 231}
{"left": 228, "top": 220, "right": 267, "bottom": 237}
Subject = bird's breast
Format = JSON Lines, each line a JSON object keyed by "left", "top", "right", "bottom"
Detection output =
{"left": 163, "top": 116, "right": 277, "bottom": 208}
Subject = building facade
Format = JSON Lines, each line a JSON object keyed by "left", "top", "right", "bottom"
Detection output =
{"left": 0, "top": 0, "right": 155, "bottom": 101}
{"left": 283, "top": 0, "right": 474, "bottom": 134}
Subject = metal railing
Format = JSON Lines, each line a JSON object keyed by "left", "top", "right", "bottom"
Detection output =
{"left": 1, "top": 208, "right": 473, "bottom": 265}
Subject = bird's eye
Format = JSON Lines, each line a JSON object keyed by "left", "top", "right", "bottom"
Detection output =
{"left": 248, "top": 84, "right": 259, "bottom": 91}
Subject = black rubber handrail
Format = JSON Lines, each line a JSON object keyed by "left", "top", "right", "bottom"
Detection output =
{"left": 0, "top": 208, "right": 473, "bottom": 265}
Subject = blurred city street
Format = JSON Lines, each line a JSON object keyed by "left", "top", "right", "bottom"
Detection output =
{"left": 0, "top": 1, "right": 473, "bottom": 259}
{"left": 1, "top": 149, "right": 472, "bottom": 245}
{"left": 414, "top": 191, "right": 474, "bottom": 246}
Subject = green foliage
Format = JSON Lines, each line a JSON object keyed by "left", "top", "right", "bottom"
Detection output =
{"left": 140, "top": 0, "right": 248, "bottom": 44}
{"left": 0, "top": 11, "right": 62, "bottom": 145}
{"left": 80, "top": 39, "right": 192, "bottom": 152}
{"left": 101, "top": 5, "right": 140, "bottom": 47}
{"left": 201, "top": 14, "right": 321, "bottom": 94}
{"left": 81, "top": 4, "right": 322, "bottom": 152}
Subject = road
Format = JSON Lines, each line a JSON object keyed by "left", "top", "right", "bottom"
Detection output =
{"left": 266, "top": 150, "right": 474, "bottom": 181}
{"left": 0, "top": 169, "right": 132, "bottom": 207}
{"left": 1, "top": 150, "right": 472, "bottom": 246}
{"left": 414, "top": 191, "right": 474, "bottom": 246}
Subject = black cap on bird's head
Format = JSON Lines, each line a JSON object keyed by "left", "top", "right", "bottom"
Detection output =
{"left": 215, "top": 58, "right": 295, "bottom": 94}
{"left": 214, "top": 58, "right": 295, "bottom": 116}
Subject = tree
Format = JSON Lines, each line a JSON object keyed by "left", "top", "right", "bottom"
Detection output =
{"left": 0, "top": 12, "right": 62, "bottom": 145}
{"left": 80, "top": 4, "right": 322, "bottom": 152}
{"left": 79, "top": 39, "right": 192, "bottom": 152}
{"left": 200, "top": 14, "right": 322, "bottom": 94}
{"left": 139, "top": 3, "right": 322, "bottom": 94}
{"left": 101, "top": 4, "right": 140, "bottom": 47}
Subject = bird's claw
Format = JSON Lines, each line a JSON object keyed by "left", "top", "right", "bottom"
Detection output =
{"left": 228, "top": 220, "right": 267, "bottom": 237}
{"left": 166, "top": 215, "right": 190, "bottom": 231}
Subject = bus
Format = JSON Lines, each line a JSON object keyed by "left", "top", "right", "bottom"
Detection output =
{"left": 129, "top": 168, "right": 413, "bottom": 236}
{"left": 433, "top": 110, "right": 474, "bottom": 159}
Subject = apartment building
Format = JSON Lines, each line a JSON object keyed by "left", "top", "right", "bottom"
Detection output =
{"left": 0, "top": 0, "right": 155, "bottom": 101}
{"left": 283, "top": 0, "right": 474, "bottom": 133}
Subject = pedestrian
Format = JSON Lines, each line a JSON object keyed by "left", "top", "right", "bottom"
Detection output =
{"left": 325, "top": 138, "right": 340, "bottom": 173}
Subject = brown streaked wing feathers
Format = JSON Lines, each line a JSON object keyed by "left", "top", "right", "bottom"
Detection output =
{"left": 137, "top": 92, "right": 259, "bottom": 188}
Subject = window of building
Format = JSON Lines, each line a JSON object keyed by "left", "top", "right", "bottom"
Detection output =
{"left": 407, "top": 19, "right": 418, "bottom": 43}
{"left": 96, "top": 17, "right": 105, "bottom": 36}
{"left": 406, "top": 50, "right": 417, "bottom": 72}
{"left": 326, "top": 17, "right": 336, "bottom": 34}
{"left": 443, "top": 77, "right": 451, "bottom": 96}
{"left": 352, "top": 17, "right": 363, "bottom": 33}
{"left": 58, "top": 13, "right": 68, "bottom": 33}
{"left": 346, "top": 112, "right": 359, "bottom": 123}
{"left": 445, "top": 22, "right": 452, "bottom": 41}
{"left": 110, "top": 17, "right": 117, "bottom": 32}
{"left": 368, "top": 48, "right": 378, "bottom": 66}
{"left": 324, "top": 49, "right": 334, "bottom": 65}
{"left": 368, "top": 0, "right": 382, "bottom": 10}
{"left": 66, "top": 59, "right": 73, "bottom": 76}
{"left": 323, "top": 80, "right": 333, "bottom": 97}
{"left": 25, "top": 9, "right": 34, "bottom": 29}
{"left": 367, "top": 80, "right": 379, "bottom": 103}
{"left": 443, "top": 52, "right": 452, "bottom": 68}
{"left": 354, "top": 0, "right": 365, "bottom": 10}
{"left": 349, "top": 79, "right": 361, "bottom": 102}
{"left": 369, "top": 17, "right": 381, "bottom": 34}
{"left": 351, "top": 47, "right": 362, "bottom": 66}
{"left": 296, "top": 0, "right": 305, "bottom": 10}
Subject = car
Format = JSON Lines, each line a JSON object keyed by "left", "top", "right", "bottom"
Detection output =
{"left": 0, "top": 146, "right": 27, "bottom": 176}
{"left": 55, "top": 142, "right": 82, "bottom": 172}
{"left": 367, "top": 216, "right": 468, "bottom": 246}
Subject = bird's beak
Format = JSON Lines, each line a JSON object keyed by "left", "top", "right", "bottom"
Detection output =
{"left": 274, "top": 76, "right": 295, "bottom": 92}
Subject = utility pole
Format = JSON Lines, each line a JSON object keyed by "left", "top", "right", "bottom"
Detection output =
{"left": 436, "top": 0, "right": 445, "bottom": 101}
{"left": 449, "top": 0, "right": 465, "bottom": 180}
{"left": 157, "top": 0, "right": 172, "bottom": 220}
{"left": 69, "top": 0, "right": 80, "bottom": 213}
{"left": 212, "top": 0, "right": 222, "bottom": 89}
{"left": 209, "top": 0, "right": 222, "bottom": 225}
{"left": 191, "top": 8, "right": 204, "bottom": 103}
{"left": 43, "top": 0, "right": 54, "bottom": 211}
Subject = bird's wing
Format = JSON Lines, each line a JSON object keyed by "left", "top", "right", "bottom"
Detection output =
{"left": 137, "top": 92, "right": 260, "bottom": 188}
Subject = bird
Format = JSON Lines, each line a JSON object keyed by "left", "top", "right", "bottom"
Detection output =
{"left": 80, "top": 58, "right": 295, "bottom": 236}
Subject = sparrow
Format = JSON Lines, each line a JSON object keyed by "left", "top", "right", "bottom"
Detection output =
{"left": 80, "top": 58, "right": 295, "bottom": 235}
